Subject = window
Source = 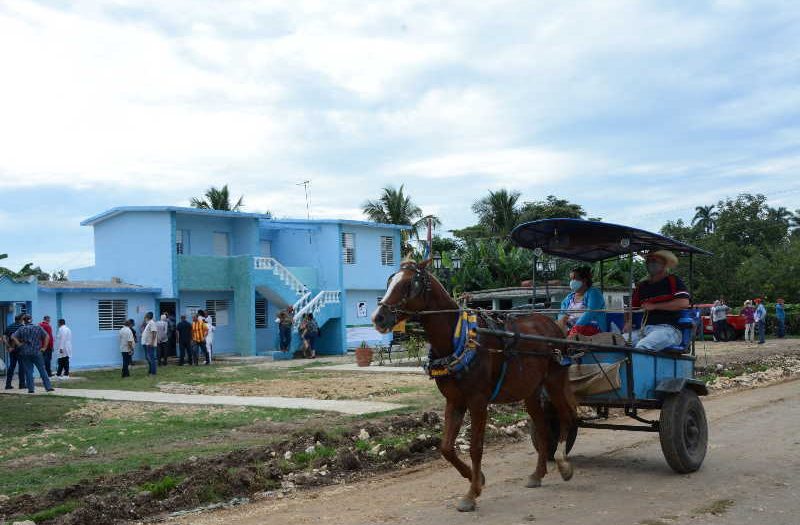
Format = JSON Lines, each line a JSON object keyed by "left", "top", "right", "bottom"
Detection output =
{"left": 255, "top": 298, "right": 267, "bottom": 328}
{"left": 380, "top": 236, "right": 394, "bottom": 265}
{"left": 98, "top": 300, "right": 128, "bottom": 331}
{"left": 205, "top": 299, "right": 230, "bottom": 326}
{"left": 213, "top": 232, "right": 230, "bottom": 256}
{"left": 176, "top": 229, "right": 190, "bottom": 254}
{"left": 259, "top": 240, "right": 272, "bottom": 257}
{"left": 341, "top": 232, "right": 355, "bottom": 264}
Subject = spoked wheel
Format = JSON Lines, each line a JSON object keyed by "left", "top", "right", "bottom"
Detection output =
{"left": 659, "top": 389, "right": 708, "bottom": 473}
{"left": 531, "top": 401, "right": 578, "bottom": 460}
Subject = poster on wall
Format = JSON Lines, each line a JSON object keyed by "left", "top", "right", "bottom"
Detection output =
{"left": 356, "top": 301, "right": 368, "bottom": 318}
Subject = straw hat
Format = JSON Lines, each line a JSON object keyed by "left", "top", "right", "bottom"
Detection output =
{"left": 649, "top": 250, "right": 678, "bottom": 268}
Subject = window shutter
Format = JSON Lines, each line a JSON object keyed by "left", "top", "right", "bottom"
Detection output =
{"left": 205, "top": 299, "right": 231, "bottom": 326}
{"left": 341, "top": 232, "right": 355, "bottom": 264}
{"left": 98, "top": 300, "right": 128, "bottom": 331}
{"left": 380, "top": 236, "right": 394, "bottom": 265}
{"left": 255, "top": 298, "right": 267, "bottom": 328}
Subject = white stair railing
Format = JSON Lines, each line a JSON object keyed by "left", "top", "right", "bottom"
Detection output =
{"left": 253, "top": 257, "right": 308, "bottom": 296}
{"left": 292, "top": 291, "right": 312, "bottom": 313}
{"left": 293, "top": 290, "right": 341, "bottom": 327}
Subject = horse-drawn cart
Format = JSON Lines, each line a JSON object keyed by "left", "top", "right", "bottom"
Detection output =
{"left": 506, "top": 219, "right": 711, "bottom": 474}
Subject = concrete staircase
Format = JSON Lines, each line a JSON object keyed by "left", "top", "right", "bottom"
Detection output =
{"left": 272, "top": 290, "right": 342, "bottom": 360}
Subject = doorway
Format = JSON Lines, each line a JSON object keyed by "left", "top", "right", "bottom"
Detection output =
{"left": 158, "top": 301, "right": 177, "bottom": 357}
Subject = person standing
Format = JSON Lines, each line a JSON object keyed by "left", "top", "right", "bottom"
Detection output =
{"left": 754, "top": 298, "right": 767, "bottom": 345}
{"left": 156, "top": 314, "right": 169, "bottom": 366}
{"left": 205, "top": 317, "right": 215, "bottom": 364}
{"left": 119, "top": 320, "right": 135, "bottom": 377}
{"left": 3, "top": 314, "right": 26, "bottom": 390}
{"left": 742, "top": 300, "right": 755, "bottom": 344}
{"left": 175, "top": 315, "right": 192, "bottom": 365}
{"left": 710, "top": 299, "right": 731, "bottom": 342}
{"left": 141, "top": 312, "right": 159, "bottom": 375}
{"left": 55, "top": 319, "right": 72, "bottom": 378}
{"left": 775, "top": 298, "right": 786, "bottom": 338}
{"left": 300, "top": 313, "right": 319, "bottom": 359}
{"left": 39, "top": 315, "right": 55, "bottom": 377}
{"left": 167, "top": 313, "right": 177, "bottom": 360}
{"left": 11, "top": 314, "right": 54, "bottom": 393}
{"left": 191, "top": 314, "right": 209, "bottom": 365}
{"left": 276, "top": 308, "right": 294, "bottom": 352}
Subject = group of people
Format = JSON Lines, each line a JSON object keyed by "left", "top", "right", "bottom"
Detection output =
{"left": 712, "top": 296, "right": 786, "bottom": 345}
{"left": 2, "top": 314, "right": 72, "bottom": 393}
{"left": 557, "top": 249, "right": 692, "bottom": 352}
{"left": 117, "top": 310, "right": 215, "bottom": 377}
{"left": 276, "top": 306, "right": 320, "bottom": 358}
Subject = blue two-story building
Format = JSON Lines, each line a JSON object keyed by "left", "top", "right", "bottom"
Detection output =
{"left": 1, "top": 206, "right": 407, "bottom": 369}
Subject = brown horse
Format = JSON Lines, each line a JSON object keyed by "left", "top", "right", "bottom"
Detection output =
{"left": 372, "top": 260, "right": 577, "bottom": 512}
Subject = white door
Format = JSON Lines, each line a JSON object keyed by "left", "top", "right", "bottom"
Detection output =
{"left": 260, "top": 240, "right": 272, "bottom": 257}
{"left": 213, "top": 232, "right": 230, "bottom": 256}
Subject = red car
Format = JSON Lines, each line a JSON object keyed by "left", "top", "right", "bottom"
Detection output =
{"left": 697, "top": 303, "right": 747, "bottom": 341}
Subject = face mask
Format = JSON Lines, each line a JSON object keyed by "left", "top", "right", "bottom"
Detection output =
{"left": 646, "top": 261, "right": 664, "bottom": 275}
{"left": 569, "top": 279, "right": 583, "bottom": 292}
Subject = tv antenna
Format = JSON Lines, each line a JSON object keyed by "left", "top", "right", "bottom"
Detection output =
{"left": 297, "top": 180, "right": 311, "bottom": 219}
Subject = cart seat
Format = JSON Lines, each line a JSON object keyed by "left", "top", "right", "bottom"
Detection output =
{"left": 664, "top": 310, "right": 697, "bottom": 353}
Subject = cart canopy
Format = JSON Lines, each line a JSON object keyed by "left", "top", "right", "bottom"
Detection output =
{"left": 510, "top": 218, "right": 711, "bottom": 263}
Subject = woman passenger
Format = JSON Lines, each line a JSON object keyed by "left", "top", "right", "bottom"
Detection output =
{"left": 557, "top": 266, "right": 606, "bottom": 338}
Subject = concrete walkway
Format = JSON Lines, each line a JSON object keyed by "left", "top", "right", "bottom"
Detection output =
{"left": 0, "top": 388, "right": 404, "bottom": 416}
{"left": 316, "top": 363, "right": 425, "bottom": 374}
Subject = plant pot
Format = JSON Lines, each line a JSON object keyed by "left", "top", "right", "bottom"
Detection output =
{"left": 355, "top": 346, "right": 374, "bottom": 367}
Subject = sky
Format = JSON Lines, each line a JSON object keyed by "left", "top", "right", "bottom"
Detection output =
{"left": 1, "top": 0, "right": 799, "bottom": 273}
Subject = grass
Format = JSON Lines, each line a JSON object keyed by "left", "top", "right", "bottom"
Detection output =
{"left": 0, "top": 395, "right": 316, "bottom": 496}
{"left": 19, "top": 500, "right": 79, "bottom": 523}
{"left": 140, "top": 475, "right": 183, "bottom": 499}
{"left": 692, "top": 498, "right": 735, "bottom": 517}
{"left": 291, "top": 445, "right": 336, "bottom": 467}
{"left": 58, "top": 361, "right": 326, "bottom": 392}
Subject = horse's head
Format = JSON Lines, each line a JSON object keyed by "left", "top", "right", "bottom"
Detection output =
{"left": 372, "top": 259, "right": 433, "bottom": 334}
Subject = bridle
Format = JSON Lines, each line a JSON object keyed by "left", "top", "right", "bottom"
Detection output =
{"left": 379, "top": 262, "right": 432, "bottom": 315}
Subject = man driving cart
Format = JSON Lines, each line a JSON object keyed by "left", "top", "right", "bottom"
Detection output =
{"left": 624, "top": 250, "right": 691, "bottom": 351}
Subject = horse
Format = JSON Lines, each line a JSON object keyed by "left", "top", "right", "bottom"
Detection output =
{"left": 372, "top": 260, "right": 577, "bottom": 512}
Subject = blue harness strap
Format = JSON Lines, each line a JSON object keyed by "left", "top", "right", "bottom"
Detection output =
{"left": 488, "top": 360, "right": 508, "bottom": 402}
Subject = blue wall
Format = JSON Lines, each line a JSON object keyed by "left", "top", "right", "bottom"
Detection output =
{"left": 178, "top": 290, "right": 236, "bottom": 354}
{"left": 80, "top": 211, "right": 174, "bottom": 296}
{"left": 36, "top": 290, "right": 159, "bottom": 369}
{"left": 341, "top": 224, "right": 400, "bottom": 291}
{"left": 175, "top": 214, "right": 259, "bottom": 257}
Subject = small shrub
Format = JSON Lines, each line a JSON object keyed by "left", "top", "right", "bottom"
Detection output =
{"left": 22, "top": 501, "right": 78, "bottom": 522}
{"left": 141, "top": 475, "right": 182, "bottom": 499}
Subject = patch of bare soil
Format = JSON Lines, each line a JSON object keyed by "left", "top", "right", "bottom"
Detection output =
{"left": 158, "top": 373, "right": 433, "bottom": 401}
{"left": 65, "top": 401, "right": 240, "bottom": 423}
{"left": 694, "top": 337, "right": 800, "bottom": 367}
{"left": 0, "top": 406, "right": 532, "bottom": 525}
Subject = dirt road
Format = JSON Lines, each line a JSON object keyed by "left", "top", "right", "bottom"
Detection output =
{"left": 169, "top": 380, "right": 800, "bottom": 525}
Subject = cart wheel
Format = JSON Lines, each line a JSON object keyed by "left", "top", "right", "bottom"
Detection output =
{"left": 532, "top": 402, "right": 578, "bottom": 460}
{"left": 659, "top": 389, "right": 708, "bottom": 473}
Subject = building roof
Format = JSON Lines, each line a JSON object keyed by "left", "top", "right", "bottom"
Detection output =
{"left": 38, "top": 280, "right": 162, "bottom": 294}
{"left": 81, "top": 206, "right": 270, "bottom": 226}
{"left": 263, "top": 218, "right": 412, "bottom": 231}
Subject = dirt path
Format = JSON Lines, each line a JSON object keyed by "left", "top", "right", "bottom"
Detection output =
{"left": 169, "top": 379, "right": 800, "bottom": 525}
{"left": 0, "top": 388, "right": 404, "bottom": 415}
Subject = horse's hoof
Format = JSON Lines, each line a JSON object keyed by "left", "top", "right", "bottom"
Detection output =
{"left": 456, "top": 497, "right": 476, "bottom": 512}
{"left": 481, "top": 471, "right": 486, "bottom": 486}
{"left": 557, "top": 460, "right": 574, "bottom": 481}
{"left": 525, "top": 475, "right": 542, "bottom": 488}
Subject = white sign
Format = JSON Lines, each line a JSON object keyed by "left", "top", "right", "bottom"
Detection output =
{"left": 356, "top": 301, "right": 368, "bottom": 318}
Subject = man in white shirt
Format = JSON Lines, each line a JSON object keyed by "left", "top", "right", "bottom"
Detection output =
{"left": 156, "top": 314, "right": 170, "bottom": 366}
{"left": 55, "top": 319, "right": 73, "bottom": 378}
{"left": 141, "top": 312, "right": 159, "bottom": 375}
{"left": 205, "top": 317, "right": 215, "bottom": 364}
{"left": 119, "top": 320, "right": 135, "bottom": 378}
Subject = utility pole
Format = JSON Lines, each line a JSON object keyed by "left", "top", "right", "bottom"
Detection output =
{"left": 297, "top": 180, "right": 311, "bottom": 219}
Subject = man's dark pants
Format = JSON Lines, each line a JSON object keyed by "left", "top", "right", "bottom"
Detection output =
{"left": 157, "top": 341, "right": 169, "bottom": 365}
{"left": 194, "top": 341, "right": 209, "bottom": 365}
{"left": 4, "top": 352, "right": 26, "bottom": 389}
{"left": 43, "top": 348, "right": 54, "bottom": 376}
{"left": 18, "top": 352, "right": 53, "bottom": 392}
{"left": 757, "top": 320, "right": 766, "bottom": 344}
{"left": 178, "top": 341, "right": 191, "bottom": 365}
{"left": 777, "top": 318, "right": 786, "bottom": 338}
{"left": 279, "top": 325, "right": 291, "bottom": 351}
{"left": 712, "top": 320, "right": 727, "bottom": 341}
{"left": 121, "top": 352, "right": 132, "bottom": 377}
{"left": 56, "top": 356, "right": 70, "bottom": 376}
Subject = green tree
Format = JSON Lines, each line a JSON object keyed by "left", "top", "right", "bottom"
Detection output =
{"left": 691, "top": 205, "right": 717, "bottom": 234}
{"left": 190, "top": 185, "right": 244, "bottom": 211}
{"left": 362, "top": 185, "right": 440, "bottom": 255}
{"left": 517, "top": 195, "right": 587, "bottom": 224}
{"left": 0, "top": 261, "right": 50, "bottom": 281}
{"left": 471, "top": 189, "right": 521, "bottom": 238}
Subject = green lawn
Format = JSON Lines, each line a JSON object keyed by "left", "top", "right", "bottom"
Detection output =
{"left": 0, "top": 395, "right": 316, "bottom": 496}
{"left": 57, "top": 360, "right": 326, "bottom": 391}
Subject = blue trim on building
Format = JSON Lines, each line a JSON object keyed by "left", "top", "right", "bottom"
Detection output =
{"left": 261, "top": 218, "right": 412, "bottom": 231}
{"left": 38, "top": 287, "right": 162, "bottom": 294}
{"left": 81, "top": 206, "right": 271, "bottom": 226}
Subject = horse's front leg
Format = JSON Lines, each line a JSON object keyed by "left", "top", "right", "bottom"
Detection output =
{"left": 440, "top": 400, "right": 473, "bottom": 482}
{"left": 458, "top": 404, "right": 488, "bottom": 512}
{"left": 524, "top": 393, "right": 548, "bottom": 487}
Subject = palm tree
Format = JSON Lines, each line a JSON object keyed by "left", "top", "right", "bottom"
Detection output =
{"left": 691, "top": 205, "right": 717, "bottom": 234}
{"left": 362, "top": 185, "right": 440, "bottom": 255}
{"left": 190, "top": 185, "right": 244, "bottom": 211}
{"left": 472, "top": 189, "right": 521, "bottom": 237}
